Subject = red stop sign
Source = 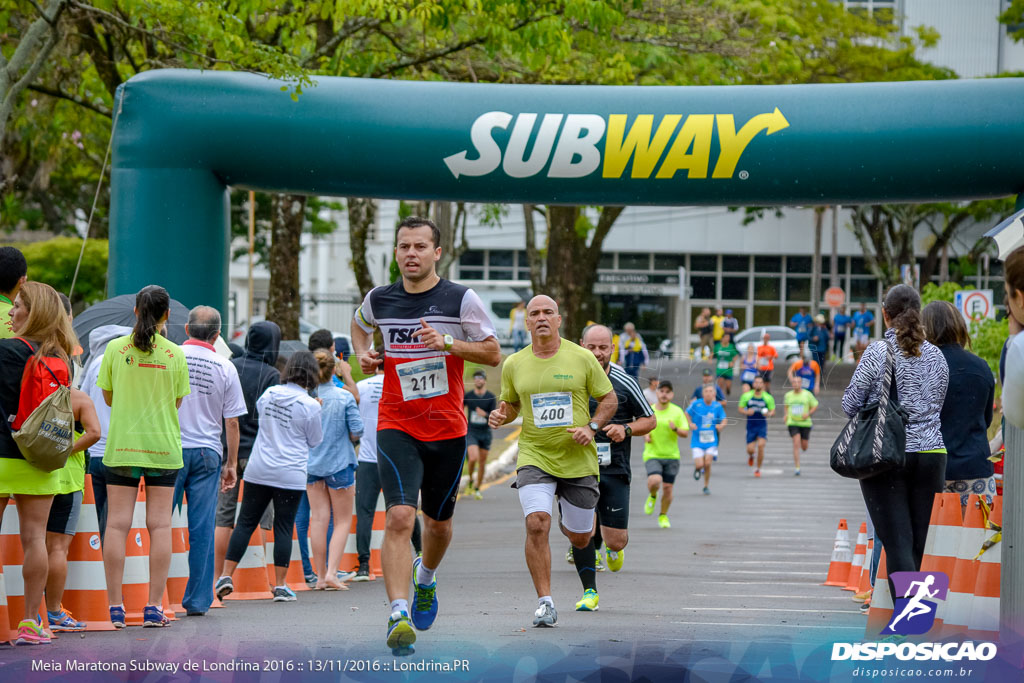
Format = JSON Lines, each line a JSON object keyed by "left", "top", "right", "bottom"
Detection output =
{"left": 825, "top": 287, "right": 846, "bottom": 308}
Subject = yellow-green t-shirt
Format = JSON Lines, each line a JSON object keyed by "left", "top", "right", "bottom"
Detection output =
{"left": 97, "top": 334, "right": 190, "bottom": 469}
{"left": 500, "top": 340, "right": 614, "bottom": 479}
{"left": 0, "top": 296, "right": 14, "bottom": 339}
{"left": 56, "top": 450, "right": 86, "bottom": 494}
{"left": 784, "top": 389, "right": 818, "bottom": 428}
{"left": 643, "top": 402, "right": 688, "bottom": 461}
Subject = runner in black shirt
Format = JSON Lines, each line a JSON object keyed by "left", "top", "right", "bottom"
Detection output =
{"left": 463, "top": 369, "right": 496, "bottom": 499}
{"left": 571, "top": 324, "right": 656, "bottom": 578}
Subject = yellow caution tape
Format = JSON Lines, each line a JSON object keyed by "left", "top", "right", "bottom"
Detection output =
{"left": 974, "top": 532, "right": 1002, "bottom": 561}
{"left": 987, "top": 452, "right": 1003, "bottom": 463}
{"left": 974, "top": 498, "right": 1002, "bottom": 560}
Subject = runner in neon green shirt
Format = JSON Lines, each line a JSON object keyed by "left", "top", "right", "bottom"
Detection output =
{"left": 784, "top": 374, "right": 818, "bottom": 476}
{"left": 641, "top": 380, "right": 689, "bottom": 529}
{"left": 712, "top": 333, "right": 740, "bottom": 397}
{"left": 490, "top": 295, "right": 616, "bottom": 626}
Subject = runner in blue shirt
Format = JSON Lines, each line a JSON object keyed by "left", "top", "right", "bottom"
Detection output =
{"left": 789, "top": 307, "right": 813, "bottom": 345}
{"left": 851, "top": 303, "right": 875, "bottom": 361}
{"left": 690, "top": 368, "right": 726, "bottom": 408}
{"left": 686, "top": 385, "right": 726, "bottom": 496}
{"left": 832, "top": 306, "right": 852, "bottom": 362}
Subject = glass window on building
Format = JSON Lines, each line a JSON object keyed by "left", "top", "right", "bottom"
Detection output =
{"left": 691, "top": 254, "right": 718, "bottom": 272}
{"left": 722, "top": 255, "right": 750, "bottom": 273}
{"left": 515, "top": 250, "right": 531, "bottom": 281}
{"left": 618, "top": 253, "right": 651, "bottom": 270}
{"left": 654, "top": 253, "right": 685, "bottom": 271}
{"left": 489, "top": 249, "right": 514, "bottom": 280}
{"left": 785, "top": 277, "right": 811, "bottom": 301}
{"left": 849, "top": 278, "right": 878, "bottom": 302}
{"left": 754, "top": 255, "right": 782, "bottom": 272}
{"left": 754, "top": 277, "right": 780, "bottom": 301}
{"left": 459, "top": 249, "right": 485, "bottom": 279}
{"left": 786, "top": 256, "right": 812, "bottom": 274}
{"left": 722, "top": 276, "right": 749, "bottom": 300}
{"left": 753, "top": 305, "right": 780, "bottom": 327}
{"left": 850, "top": 256, "right": 871, "bottom": 276}
{"left": 691, "top": 275, "right": 716, "bottom": 300}
{"left": 599, "top": 252, "right": 615, "bottom": 270}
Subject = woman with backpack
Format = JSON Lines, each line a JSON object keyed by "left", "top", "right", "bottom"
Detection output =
{"left": 841, "top": 285, "right": 948, "bottom": 602}
{"left": 216, "top": 351, "right": 323, "bottom": 602}
{"left": 0, "top": 281, "right": 78, "bottom": 645}
{"left": 96, "top": 285, "right": 191, "bottom": 628}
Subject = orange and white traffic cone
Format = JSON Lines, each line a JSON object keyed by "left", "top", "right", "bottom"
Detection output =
{"left": 823, "top": 519, "right": 852, "bottom": 587}
{"left": 852, "top": 538, "right": 874, "bottom": 603}
{"left": 865, "top": 548, "right": 893, "bottom": 638}
{"left": 0, "top": 563, "right": 15, "bottom": 644}
{"left": 966, "top": 496, "right": 1001, "bottom": 640}
{"left": 939, "top": 494, "right": 987, "bottom": 637}
{"left": 844, "top": 523, "right": 868, "bottom": 592}
{"left": 60, "top": 474, "right": 117, "bottom": 631}
{"left": 222, "top": 484, "right": 273, "bottom": 601}
{"left": 167, "top": 496, "right": 190, "bottom": 613}
{"left": 918, "top": 492, "right": 963, "bottom": 636}
{"left": 342, "top": 495, "right": 385, "bottom": 578}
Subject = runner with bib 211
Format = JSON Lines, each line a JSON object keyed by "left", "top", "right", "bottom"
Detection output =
{"left": 351, "top": 217, "right": 501, "bottom": 656}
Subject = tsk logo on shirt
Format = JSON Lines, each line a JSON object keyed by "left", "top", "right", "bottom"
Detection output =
{"left": 443, "top": 109, "right": 789, "bottom": 180}
{"left": 388, "top": 327, "right": 424, "bottom": 344}
{"left": 883, "top": 571, "right": 949, "bottom": 636}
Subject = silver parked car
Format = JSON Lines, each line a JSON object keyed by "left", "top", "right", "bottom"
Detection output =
{"left": 731, "top": 326, "right": 802, "bottom": 362}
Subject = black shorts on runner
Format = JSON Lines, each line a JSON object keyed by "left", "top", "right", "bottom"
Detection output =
{"left": 760, "top": 369, "right": 773, "bottom": 385}
{"left": 377, "top": 429, "right": 466, "bottom": 521}
{"left": 596, "top": 473, "right": 630, "bottom": 530}
{"left": 46, "top": 490, "right": 82, "bottom": 536}
{"left": 104, "top": 465, "right": 179, "bottom": 488}
{"left": 467, "top": 428, "right": 492, "bottom": 451}
{"left": 644, "top": 458, "right": 680, "bottom": 484}
{"left": 788, "top": 425, "right": 812, "bottom": 440}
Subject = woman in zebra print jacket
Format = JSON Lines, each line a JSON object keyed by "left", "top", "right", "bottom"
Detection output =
{"left": 841, "top": 285, "right": 949, "bottom": 601}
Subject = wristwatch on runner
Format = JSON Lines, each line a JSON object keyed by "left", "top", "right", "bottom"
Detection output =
{"left": 443, "top": 334, "right": 454, "bottom": 351}
{"left": 624, "top": 424, "right": 632, "bottom": 438}
{"left": 587, "top": 421, "right": 600, "bottom": 433}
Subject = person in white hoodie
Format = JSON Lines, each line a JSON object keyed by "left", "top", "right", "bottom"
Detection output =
{"left": 78, "top": 324, "right": 133, "bottom": 540}
{"left": 215, "top": 351, "right": 323, "bottom": 602}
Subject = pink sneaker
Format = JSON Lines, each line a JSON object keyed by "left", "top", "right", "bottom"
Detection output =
{"left": 15, "top": 618, "right": 51, "bottom": 645}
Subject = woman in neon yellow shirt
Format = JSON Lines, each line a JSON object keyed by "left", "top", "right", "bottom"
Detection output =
{"left": 97, "top": 285, "right": 190, "bottom": 629}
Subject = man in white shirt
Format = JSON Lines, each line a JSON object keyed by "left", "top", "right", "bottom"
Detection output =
{"left": 174, "top": 306, "right": 247, "bottom": 616}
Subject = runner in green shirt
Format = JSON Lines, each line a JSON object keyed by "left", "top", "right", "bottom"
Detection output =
{"left": 713, "top": 333, "right": 740, "bottom": 397}
{"left": 783, "top": 374, "right": 819, "bottom": 476}
{"left": 642, "top": 380, "right": 689, "bottom": 528}
{"left": 489, "top": 295, "right": 616, "bottom": 627}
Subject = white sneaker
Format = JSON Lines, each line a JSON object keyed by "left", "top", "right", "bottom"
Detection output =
{"left": 533, "top": 602, "right": 557, "bottom": 628}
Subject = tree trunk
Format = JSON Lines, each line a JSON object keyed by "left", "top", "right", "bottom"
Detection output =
{"left": 266, "top": 193, "right": 306, "bottom": 340}
{"left": 347, "top": 197, "right": 377, "bottom": 298}
{"left": 434, "top": 201, "right": 470, "bottom": 279}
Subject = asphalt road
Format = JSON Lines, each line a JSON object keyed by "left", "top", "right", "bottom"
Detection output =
{"left": 1, "top": 358, "right": 873, "bottom": 679}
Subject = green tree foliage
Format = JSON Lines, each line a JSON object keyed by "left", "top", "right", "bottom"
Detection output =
{"left": 19, "top": 236, "right": 108, "bottom": 305}
{"left": 970, "top": 317, "right": 1008, "bottom": 377}
{"left": 921, "top": 281, "right": 961, "bottom": 305}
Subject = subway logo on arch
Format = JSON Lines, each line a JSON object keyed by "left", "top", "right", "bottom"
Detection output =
{"left": 443, "top": 109, "right": 789, "bottom": 180}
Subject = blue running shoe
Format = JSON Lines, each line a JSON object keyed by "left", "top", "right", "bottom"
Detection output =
{"left": 387, "top": 611, "right": 416, "bottom": 656}
{"left": 109, "top": 605, "right": 126, "bottom": 629}
{"left": 47, "top": 605, "right": 85, "bottom": 632}
{"left": 143, "top": 605, "right": 170, "bottom": 627}
{"left": 411, "top": 556, "right": 438, "bottom": 631}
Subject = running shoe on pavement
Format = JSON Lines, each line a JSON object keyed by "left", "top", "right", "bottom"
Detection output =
{"left": 794, "top": 469, "right": 801, "bottom": 476}
{"left": 337, "top": 570, "right": 357, "bottom": 582}
{"left": 595, "top": 554, "right": 606, "bottom": 572}
{"left": 748, "top": 454, "right": 754, "bottom": 467}
{"left": 304, "top": 572, "right": 318, "bottom": 589}
{"left": 658, "top": 514, "right": 671, "bottom": 529}
{"left": 566, "top": 547, "right": 575, "bottom": 564}
{"left": 273, "top": 586, "right": 297, "bottom": 602}
{"left": 754, "top": 470, "right": 761, "bottom": 478}
{"left": 693, "top": 468, "right": 703, "bottom": 481}
{"left": 215, "top": 575, "right": 234, "bottom": 600}
{"left": 387, "top": 610, "right": 416, "bottom": 655}
{"left": 605, "top": 549, "right": 624, "bottom": 572}
{"left": 852, "top": 589, "right": 872, "bottom": 604}
{"left": 411, "top": 556, "right": 438, "bottom": 630}
{"left": 703, "top": 486, "right": 711, "bottom": 495}
{"left": 859, "top": 601, "right": 871, "bottom": 614}
{"left": 575, "top": 589, "right": 600, "bottom": 612}
{"left": 15, "top": 618, "right": 50, "bottom": 645}
{"left": 353, "top": 563, "right": 371, "bottom": 582}
{"left": 143, "top": 605, "right": 171, "bottom": 627}
{"left": 643, "top": 494, "right": 656, "bottom": 515}
{"left": 109, "top": 605, "right": 126, "bottom": 629}
{"left": 473, "top": 487, "right": 483, "bottom": 500}
{"left": 47, "top": 605, "right": 85, "bottom": 632}
{"left": 533, "top": 602, "right": 557, "bottom": 627}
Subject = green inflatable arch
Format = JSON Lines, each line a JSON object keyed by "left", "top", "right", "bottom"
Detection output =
{"left": 110, "top": 69, "right": 1024, "bottom": 316}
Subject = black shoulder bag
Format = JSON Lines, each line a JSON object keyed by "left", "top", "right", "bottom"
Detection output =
{"left": 830, "top": 341, "right": 907, "bottom": 480}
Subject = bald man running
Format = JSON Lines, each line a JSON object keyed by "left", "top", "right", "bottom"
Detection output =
{"left": 489, "top": 296, "right": 617, "bottom": 627}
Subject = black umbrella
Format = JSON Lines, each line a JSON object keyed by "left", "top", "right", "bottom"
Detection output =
{"left": 73, "top": 294, "right": 190, "bottom": 366}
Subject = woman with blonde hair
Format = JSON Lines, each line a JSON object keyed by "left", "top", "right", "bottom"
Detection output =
{"left": 0, "top": 281, "right": 77, "bottom": 644}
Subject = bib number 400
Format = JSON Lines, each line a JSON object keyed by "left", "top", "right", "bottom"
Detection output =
{"left": 539, "top": 407, "right": 567, "bottom": 422}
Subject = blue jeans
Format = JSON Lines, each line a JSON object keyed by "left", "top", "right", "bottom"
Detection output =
{"left": 172, "top": 448, "right": 221, "bottom": 614}
{"left": 512, "top": 329, "right": 527, "bottom": 353}
{"left": 296, "top": 492, "right": 333, "bottom": 577}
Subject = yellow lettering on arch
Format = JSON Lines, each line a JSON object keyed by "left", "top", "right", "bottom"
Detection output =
{"left": 713, "top": 108, "right": 789, "bottom": 178}
{"left": 602, "top": 114, "right": 682, "bottom": 179}
{"left": 654, "top": 114, "right": 714, "bottom": 179}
